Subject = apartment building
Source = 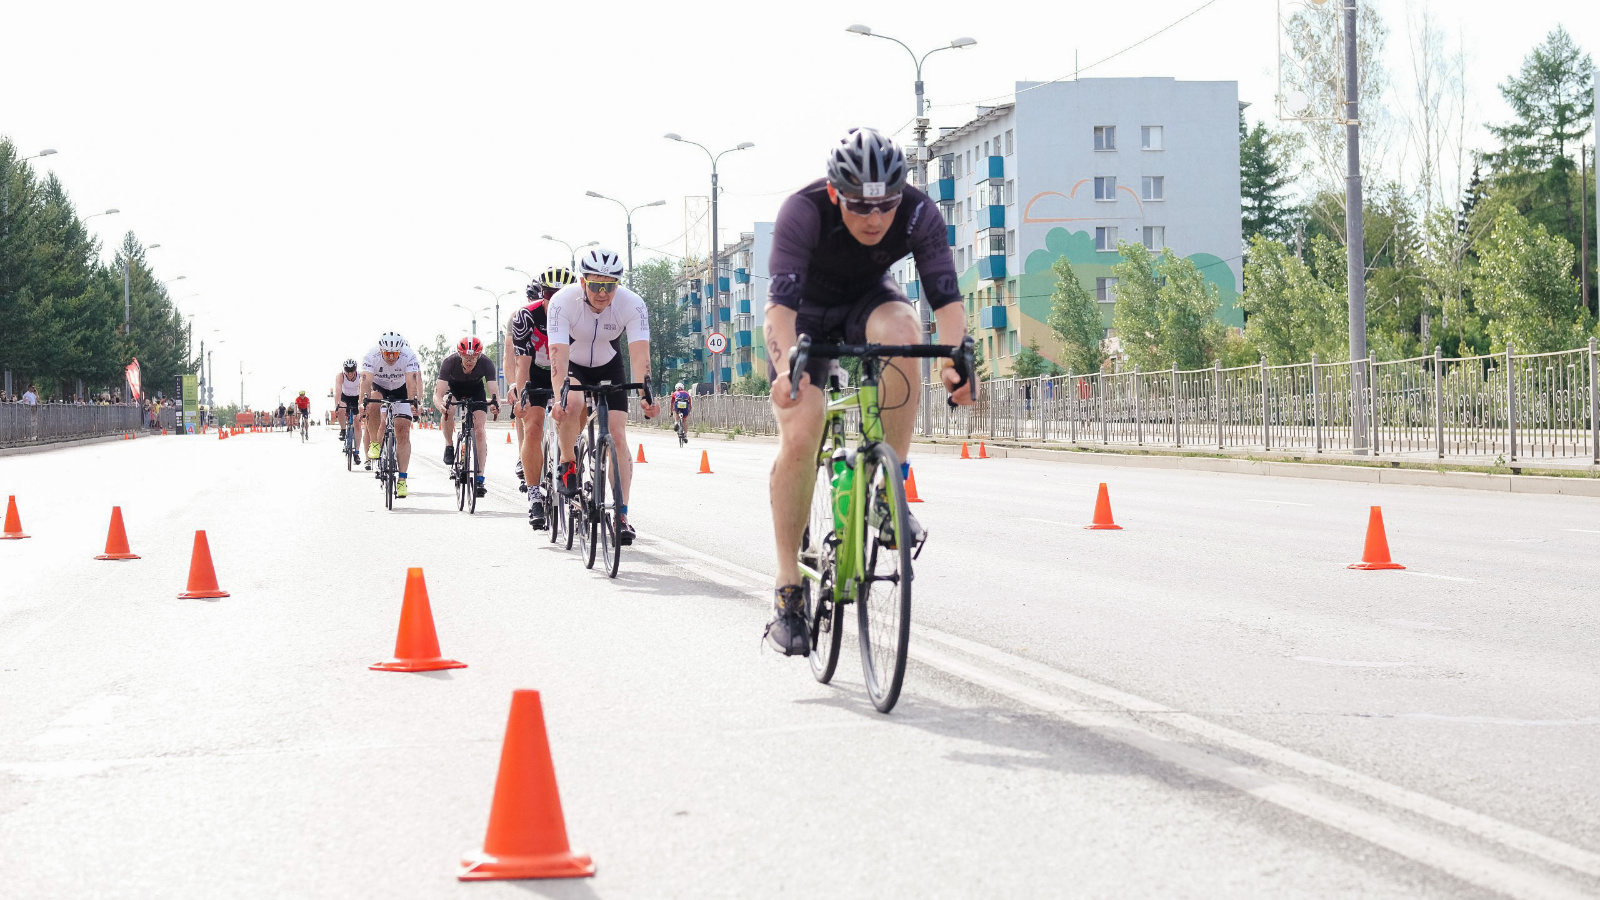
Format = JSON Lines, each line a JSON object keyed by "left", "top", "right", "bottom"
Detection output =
{"left": 671, "top": 222, "right": 774, "bottom": 388}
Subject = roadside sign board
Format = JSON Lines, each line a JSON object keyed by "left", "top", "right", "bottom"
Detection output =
{"left": 706, "top": 332, "right": 728, "bottom": 354}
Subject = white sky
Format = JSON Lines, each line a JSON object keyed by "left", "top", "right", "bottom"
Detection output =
{"left": 2, "top": 0, "right": 1594, "bottom": 407}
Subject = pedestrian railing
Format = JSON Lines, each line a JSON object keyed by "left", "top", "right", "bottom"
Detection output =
{"left": 631, "top": 339, "right": 1600, "bottom": 465}
{"left": 0, "top": 403, "right": 146, "bottom": 448}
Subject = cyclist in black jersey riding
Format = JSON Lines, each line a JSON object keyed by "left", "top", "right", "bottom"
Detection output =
{"left": 762, "top": 127, "right": 975, "bottom": 656}
{"left": 508, "top": 266, "right": 575, "bottom": 528}
{"left": 435, "top": 336, "right": 501, "bottom": 497}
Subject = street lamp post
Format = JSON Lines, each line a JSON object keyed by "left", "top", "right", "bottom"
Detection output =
{"left": 541, "top": 235, "right": 598, "bottom": 271}
{"left": 474, "top": 286, "right": 517, "bottom": 393}
{"left": 452, "top": 303, "right": 491, "bottom": 337}
{"left": 583, "top": 192, "right": 666, "bottom": 290}
{"left": 2, "top": 148, "right": 57, "bottom": 232}
{"left": 664, "top": 135, "right": 754, "bottom": 392}
{"left": 844, "top": 25, "right": 976, "bottom": 189}
{"left": 1341, "top": 0, "right": 1370, "bottom": 454}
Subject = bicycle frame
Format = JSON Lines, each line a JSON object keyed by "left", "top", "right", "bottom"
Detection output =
{"left": 800, "top": 378, "right": 883, "bottom": 602}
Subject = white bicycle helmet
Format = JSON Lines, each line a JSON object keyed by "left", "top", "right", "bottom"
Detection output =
{"left": 675, "top": 382, "right": 685, "bottom": 391}
{"left": 577, "top": 247, "right": 625, "bottom": 279}
{"left": 378, "top": 332, "right": 406, "bottom": 352}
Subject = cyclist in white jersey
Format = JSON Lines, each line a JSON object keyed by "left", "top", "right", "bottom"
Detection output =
{"left": 332, "top": 359, "right": 362, "bottom": 441}
{"left": 548, "top": 247, "right": 661, "bottom": 544}
{"left": 359, "top": 331, "right": 423, "bottom": 498}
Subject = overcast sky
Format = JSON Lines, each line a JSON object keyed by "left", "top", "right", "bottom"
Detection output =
{"left": 2, "top": 0, "right": 1594, "bottom": 407}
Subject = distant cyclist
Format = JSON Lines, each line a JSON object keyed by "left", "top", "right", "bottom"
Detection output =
{"left": 359, "top": 331, "right": 423, "bottom": 497}
{"left": 670, "top": 382, "right": 692, "bottom": 434}
{"left": 508, "top": 266, "right": 576, "bottom": 528}
{"left": 295, "top": 390, "right": 310, "bottom": 425}
{"left": 548, "top": 247, "right": 661, "bottom": 544}
{"left": 332, "top": 359, "right": 361, "bottom": 441}
{"left": 760, "top": 127, "right": 974, "bottom": 656}
{"left": 435, "top": 335, "right": 500, "bottom": 497}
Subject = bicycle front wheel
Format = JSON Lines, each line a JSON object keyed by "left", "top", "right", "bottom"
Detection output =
{"left": 466, "top": 433, "right": 478, "bottom": 515}
{"left": 857, "top": 444, "right": 913, "bottom": 713}
{"left": 802, "top": 450, "right": 843, "bottom": 683}
{"left": 584, "top": 441, "right": 603, "bottom": 570}
{"left": 600, "top": 436, "right": 623, "bottom": 578}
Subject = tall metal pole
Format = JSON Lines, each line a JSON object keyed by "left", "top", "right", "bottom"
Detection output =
{"left": 710, "top": 164, "right": 720, "bottom": 394}
{"left": 1343, "top": 0, "right": 1369, "bottom": 454}
{"left": 625, "top": 215, "right": 635, "bottom": 290}
{"left": 123, "top": 261, "right": 131, "bottom": 335}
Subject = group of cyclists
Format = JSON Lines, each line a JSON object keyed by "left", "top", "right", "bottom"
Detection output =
{"left": 317, "top": 127, "right": 975, "bottom": 657}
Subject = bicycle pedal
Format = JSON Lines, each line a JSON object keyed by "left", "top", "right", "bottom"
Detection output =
{"left": 912, "top": 530, "right": 929, "bottom": 561}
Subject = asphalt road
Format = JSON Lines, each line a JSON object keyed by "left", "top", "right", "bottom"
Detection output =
{"left": 2, "top": 424, "right": 1597, "bottom": 899}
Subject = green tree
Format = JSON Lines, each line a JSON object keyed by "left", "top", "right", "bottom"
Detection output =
{"left": 1045, "top": 256, "right": 1105, "bottom": 373}
{"left": 1240, "top": 113, "right": 1293, "bottom": 249}
{"left": 1471, "top": 204, "right": 1588, "bottom": 354}
{"left": 1110, "top": 242, "right": 1164, "bottom": 368}
{"left": 631, "top": 258, "right": 689, "bottom": 393}
{"left": 730, "top": 371, "right": 770, "bottom": 395}
{"left": 1011, "top": 341, "right": 1062, "bottom": 378}
{"left": 1484, "top": 26, "right": 1594, "bottom": 238}
{"left": 1238, "top": 235, "right": 1349, "bottom": 364}
{"left": 414, "top": 333, "right": 450, "bottom": 394}
{"left": 1155, "top": 252, "right": 1225, "bottom": 369}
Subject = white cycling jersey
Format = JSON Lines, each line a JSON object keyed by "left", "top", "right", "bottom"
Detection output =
{"left": 338, "top": 373, "right": 362, "bottom": 397}
{"left": 359, "top": 345, "right": 421, "bottom": 390}
{"left": 546, "top": 284, "right": 650, "bottom": 368}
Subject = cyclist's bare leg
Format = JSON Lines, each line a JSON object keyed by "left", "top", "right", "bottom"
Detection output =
{"left": 441, "top": 406, "right": 456, "bottom": 449}
{"left": 518, "top": 405, "right": 545, "bottom": 482}
{"left": 364, "top": 393, "right": 383, "bottom": 448}
{"left": 864, "top": 300, "right": 922, "bottom": 462}
{"left": 610, "top": 410, "right": 633, "bottom": 512}
{"left": 556, "top": 395, "right": 585, "bottom": 465}
{"left": 471, "top": 409, "right": 488, "bottom": 474}
{"left": 769, "top": 385, "right": 827, "bottom": 587}
{"left": 395, "top": 415, "right": 413, "bottom": 472}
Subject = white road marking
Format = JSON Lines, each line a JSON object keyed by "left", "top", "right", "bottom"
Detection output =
{"left": 1398, "top": 571, "right": 1475, "bottom": 583}
{"left": 1562, "top": 529, "right": 1600, "bottom": 535}
{"left": 639, "top": 532, "right": 1600, "bottom": 892}
{"left": 1397, "top": 714, "right": 1600, "bottom": 727}
{"left": 1023, "top": 517, "right": 1081, "bottom": 528}
{"left": 1294, "top": 656, "right": 1412, "bottom": 668}
{"left": 1245, "top": 499, "right": 1315, "bottom": 507}
{"left": 1382, "top": 619, "right": 1453, "bottom": 632}
{"left": 33, "top": 694, "right": 123, "bottom": 746}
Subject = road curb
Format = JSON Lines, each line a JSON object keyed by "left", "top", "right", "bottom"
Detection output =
{"left": 0, "top": 433, "right": 137, "bottom": 457}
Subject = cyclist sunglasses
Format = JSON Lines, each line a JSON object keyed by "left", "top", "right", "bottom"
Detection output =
{"left": 585, "top": 279, "right": 620, "bottom": 294}
{"left": 840, "top": 192, "right": 902, "bottom": 217}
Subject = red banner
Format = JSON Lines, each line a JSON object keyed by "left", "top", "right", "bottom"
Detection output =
{"left": 125, "top": 358, "right": 142, "bottom": 401}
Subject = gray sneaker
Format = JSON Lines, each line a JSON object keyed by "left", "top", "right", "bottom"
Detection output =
{"left": 763, "top": 586, "right": 810, "bottom": 656}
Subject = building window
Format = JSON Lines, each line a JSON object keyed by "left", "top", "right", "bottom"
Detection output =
{"left": 1142, "top": 176, "right": 1165, "bottom": 201}
{"left": 1096, "top": 277, "right": 1118, "bottom": 302}
{"left": 1142, "top": 126, "right": 1163, "bottom": 150}
{"left": 987, "top": 335, "right": 995, "bottom": 360}
{"left": 1095, "top": 227, "right": 1117, "bottom": 251}
{"left": 1007, "top": 279, "right": 1017, "bottom": 303}
{"left": 1009, "top": 330, "right": 1019, "bottom": 356}
{"left": 1005, "top": 129, "right": 1014, "bottom": 155}
{"left": 1093, "top": 125, "right": 1116, "bottom": 151}
{"left": 1005, "top": 179, "right": 1015, "bottom": 206}
{"left": 1006, "top": 229, "right": 1016, "bottom": 257}
{"left": 983, "top": 139, "right": 990, "bottom": 157}
{"left": 1094, "top": 176, "right": 1117, "bottom": 201}
{"left": 1142, "top": 225, "right": 1165, "bottom": 250}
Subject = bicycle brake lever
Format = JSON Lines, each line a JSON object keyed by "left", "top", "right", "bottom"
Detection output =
{"left": 788, "top": 335, "right": 811, "bottom": 401}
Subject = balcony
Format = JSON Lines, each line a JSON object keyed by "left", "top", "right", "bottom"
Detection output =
{"left": 979, "top": 304, "right": 1007, "bottom": 329}
{"left": 720, "top": 367, "right": 732, "bottom": 383}
{"left": 736, "top": 330, "right": 752, "bottom": 348}
{"left": 946, "top": 225, "right": 956, "bottom": 247}
{"left": 693, "top": 349, "right": 704, "bottom": 361}
{"left": 906, "top": 280, "right": 920, "bottom": 300}
{"left": 690, "top": 320, "right": 702, "bottom": 333}
{"left": 737, "top": 360, "right": 752, "bottom": 377}
{"left": 738, "top": 298, "right": 751, "bottom": 315}
{"left": 983, "top": 204, "right": 1005, "bottom": 228}
{"left": 977, "top": 155, "right": 1004, "bottom": 183}
{"left": 734, "top": 268, "right": 750, "bottom": 284}
{"left": 928, "top": 177, "right": 956, "bottom": 202}
{"left": 718, "top": 307, "right": 731, "bottom": 323}
{"left": 977, "top": 255, "right": 1006, "bottom": 281}
{"left": 717, "top": 276, "right": 730, "bottom": 293}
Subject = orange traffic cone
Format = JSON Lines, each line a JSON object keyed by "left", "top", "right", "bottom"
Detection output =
{"left": 370, "top": 568, "right": 466, "bottom": 672}
{"left": 94, "top": 507, "right": 140, "bottom": 560}
{"left": 1085, "top": 483, "right": 1122, "bottom": 530}
{"left": 1348, "top": 506, "right": 1405, "bottom": 570}
{"left": 697, "top": 450, "right": 712, "bottom": 474}
{"left": 978, "top": 442, "right": 989, "bottom": 459}
{"left": 506, "top": 432, "right": 513, "bottom": 444}
{"left": 177, "top": 530, "right": 230, "bottom": 598}
{"left": 636, "top": 444, "right": 647, "bottom": 463}
{"left": 905, "top": 467, "right": 924, "bottom": 503}
{"left": 1, "top": 495, "right": 29, "bottom": 539}
{"left": 960, "top": 441, "right": 971, "bottom": 459}
{"left": 458, "top": 690, "right": 595, "bottom": 881}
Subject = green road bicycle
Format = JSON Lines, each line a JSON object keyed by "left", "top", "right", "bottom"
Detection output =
{"left": 788, "top": 334, "right": 976, "bottom": 713}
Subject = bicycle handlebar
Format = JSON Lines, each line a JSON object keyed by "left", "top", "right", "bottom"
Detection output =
{"left": 363, "top": 397, "right": 416, "bottom": 405}
{"left": 786, "top": 334, "right": 979, "bottom": 408}
{"left": 559, "top": 381, "right": 654, "bottom": 409}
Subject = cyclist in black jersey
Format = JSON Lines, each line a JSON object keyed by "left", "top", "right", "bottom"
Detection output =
{"left": 434, "top": 336, "right": 501, "bottom": 496}
{"left": 508, "top": 266, "right": 575, "bottom": 527}
{"left": 761, "top": 127, "right": 975, "bottom": 655}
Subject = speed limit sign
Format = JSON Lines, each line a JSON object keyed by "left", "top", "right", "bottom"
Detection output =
{"left": 706, "top": 332, "right": 728, "bottom": 354}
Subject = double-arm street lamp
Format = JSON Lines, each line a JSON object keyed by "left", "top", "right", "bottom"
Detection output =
{"left": 452, "top": 303, "right": 492, "bottom": 337}
{"left": 541, "top": 235, "right": 598, "bottom": 271}
{"left": 663, "top": 134, "right": 754, "bottom": 391}
{"left": 584, "top": 192, "right": 665, "bottom": 289}
{"left": 844, "top": 25, "right": 976, "bottom": 188}
{"left": 473, "top": 285, "right": 517, "bottom": 389}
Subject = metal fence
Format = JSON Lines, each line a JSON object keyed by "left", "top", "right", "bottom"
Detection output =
{"left": 630, "top": 339, "right": 1600, "bottom": 464}
{"left": 0, "top": 403, "right": 147, "bottom": 448}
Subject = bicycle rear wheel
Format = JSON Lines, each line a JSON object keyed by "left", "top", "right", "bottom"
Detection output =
{"left": 856, "top": 444, "right": 913, "bottom": 713}
{"left": 802, "top": 449, "right": 844, "bottom": 684}
{"left": 383, "top": 432, "right": 397, "bottom": 510}
{"left": 599, "top": 436, "right": 623, "bottom": 578}
{"left": 466, "top": 432, "right": 478, "bottom": 515}
{"left": 454, "top": 445, "right": 467, "bottom": 511}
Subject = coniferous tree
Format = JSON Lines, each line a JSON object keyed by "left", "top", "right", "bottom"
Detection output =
{"left": 1240, "top": 113, "right": 1293, "bottom": 250}
{"left": 1484, "top": 27, "right": 1594, "bottom": 239}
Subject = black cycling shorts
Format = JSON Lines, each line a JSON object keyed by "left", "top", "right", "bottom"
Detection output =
{"left": 375, "top": 383, "right": 414, "bottom": 420}
{"left": 341, "top": 395, "right": 360, "bottom": 412}
{"left": 566, "top": 355, "right": 629, "bottom": 412}
{"left": 520, "top": 365, "right": 554, "bottom": 407}
{"left": 768, "top": 279, "right": 915, "bottom": 389}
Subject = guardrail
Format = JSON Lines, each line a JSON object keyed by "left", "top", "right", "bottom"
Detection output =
{"left": 0, "top": 403, "right": 146, "bottom": 448}
{"left": 629, "top": 339, "right": 1600, "bottom": 465}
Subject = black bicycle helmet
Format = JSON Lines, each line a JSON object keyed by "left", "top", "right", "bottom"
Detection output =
{"left": 826, "top": 127, "right": 907, "bottom": 198}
